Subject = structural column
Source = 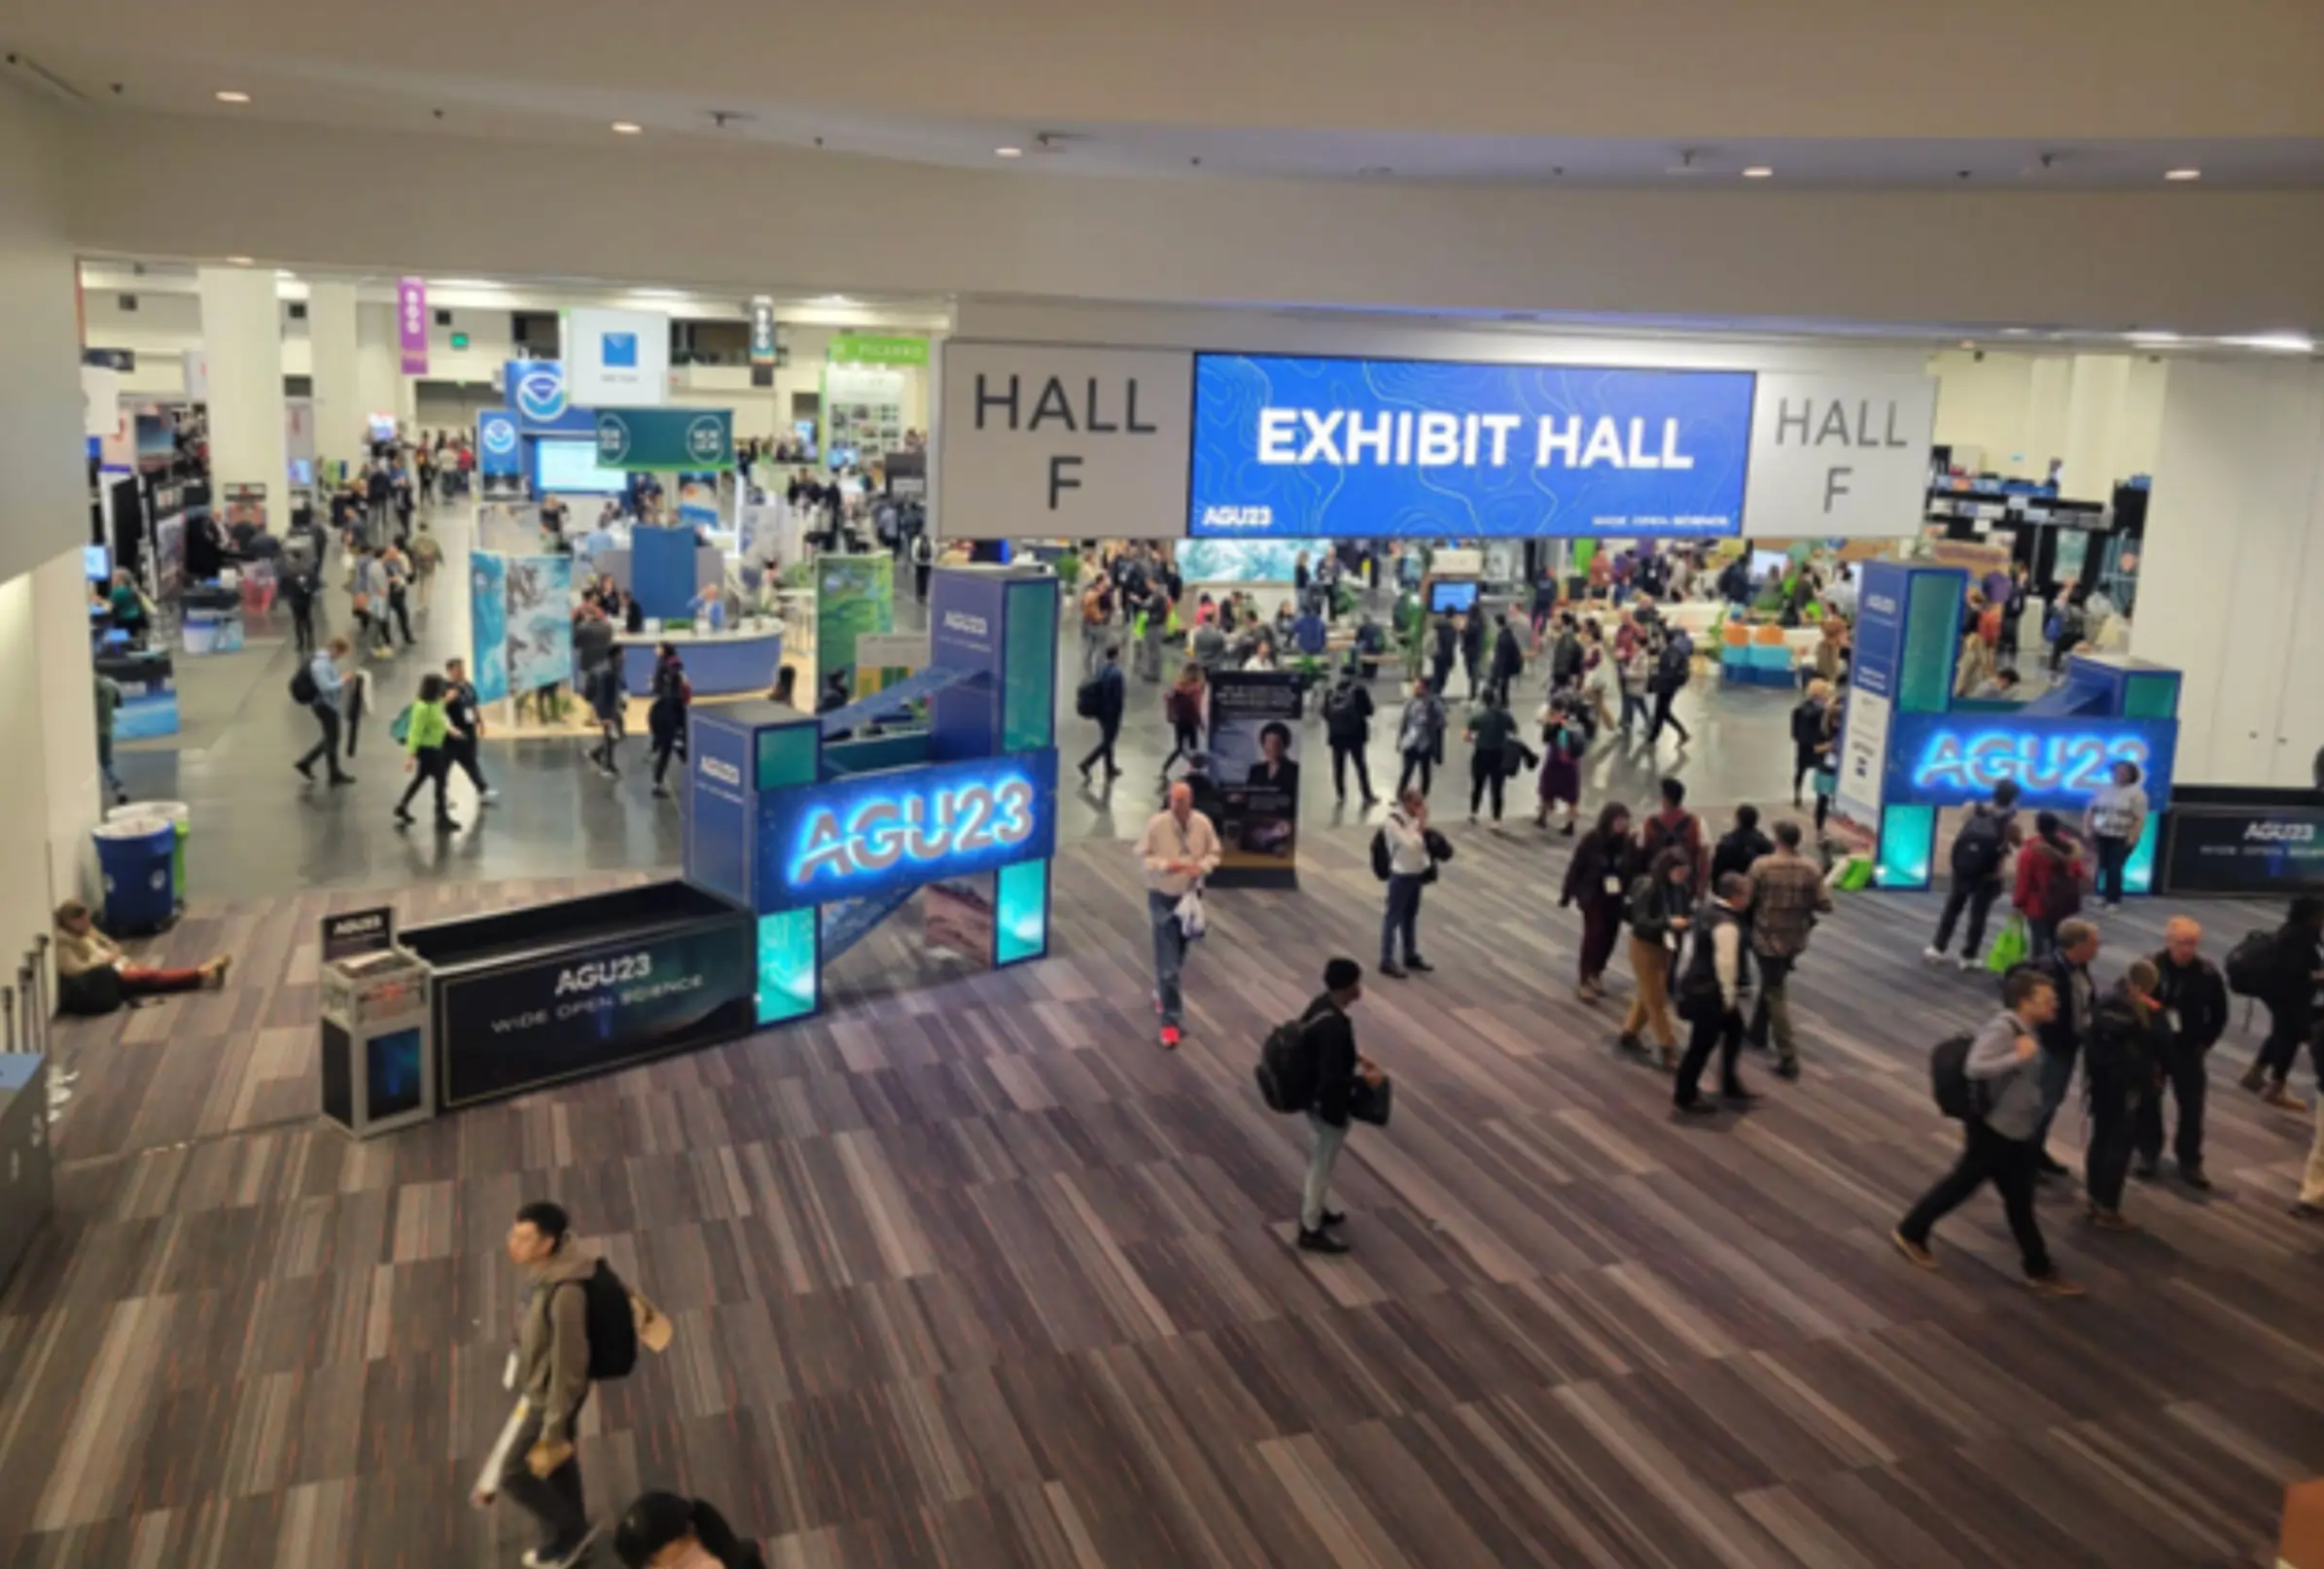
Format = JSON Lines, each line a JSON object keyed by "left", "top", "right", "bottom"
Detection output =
{"left": 195, "top": 265, "right": 289, "bottom": 517}
{"left": 306, "top": 279, "right": 364, "bottom": 472}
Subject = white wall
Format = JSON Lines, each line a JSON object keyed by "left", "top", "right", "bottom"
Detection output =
{"left": 2133, "top": 358, "right": 2324, "bottom": 785}
{"left": 1928, "top": 348, "right": 2169, "bottom": 492}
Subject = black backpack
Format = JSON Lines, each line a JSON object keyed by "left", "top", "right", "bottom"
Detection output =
{"left": 1369, "top": 828, "right": 1392, "bottom": 882}
{"left": 1074, "top": 675, "right": 1104, "bottom": 719}
{"left": 2225, "top": 929, "right": 2279, "bottom": 998}
{"left": 1951, "top": 809, "right": 2008, "bottom": 882}
{"left": 1254, "top": 1018, "right": 1316, "bottom": 1113}
{"left": 1654, "top": 640, "right": 1691, "bottom": 693}
{"left": 563, "top": 1260, "right": 641, "bottom": 1381}
{"left": 1930, "top": 1032, "right": 1978, "bottom": 1120}
{"left": 289, "top": 665, "right": 319, "bottom": 706}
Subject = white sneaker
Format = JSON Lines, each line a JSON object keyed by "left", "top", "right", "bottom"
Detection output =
{"left": 1921, "top": 946, "right": 1945, "bottom": 964}
{"left": 1957, "top": 955, "right": 1981, "bottom": 972}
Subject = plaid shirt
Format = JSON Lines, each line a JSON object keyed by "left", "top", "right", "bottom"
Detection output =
{"left": 1746, "top": 849, "right": 1831, "bottom": 959}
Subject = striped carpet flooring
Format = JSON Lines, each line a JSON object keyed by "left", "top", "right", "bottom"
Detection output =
{"left": 2, "top": 820, "right": 2321, "bottom": 1568}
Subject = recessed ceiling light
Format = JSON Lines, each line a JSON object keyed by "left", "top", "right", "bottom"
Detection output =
{"left": 2125, "top": 330, "right": 2182, "bottom": 344}
{"left": 611, "top": 122, "right": 643, "bottom": 135}
{"left": 434, "top": 278, "right": 501, "bottom": 290}
{"left": 2165, "top": 167, "right": 2201, "bottom": 181}
{"left": 228, "top": 256, "right": 255, "bottom": 266}
{"left": 2002, "top": 328, "right": 2032, "bottom": 335}
{"left": 274, "top": 268, "right": 297, "bottom": 279}
{"left": 994, "top": 146, "right": 1022, "bottom": 158}
{"left": 1959, "top": 339, "right": 1978, "bottom": 351}
{"left": 215, "top": 89, "right": 251, "bottom": 104}
{"left": 2225, "top": 332, "right": 2316, "bottom": 354}
{"left": 1742, "top": 166, "right": 1774, "bottom": 179}
{"left": 812, "top": 294, "right": 856, "bottom": 306}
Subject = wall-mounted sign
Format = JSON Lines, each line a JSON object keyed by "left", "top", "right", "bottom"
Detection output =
{"left": 755, "top": 750, "right": 1058, "bottom": 912}
{"left": 1186, "top": 354, "right": 1755, "bottom": 540}
{"left": 476, "top": 409, "right": 522, "bottom": 477}
{"left": 937, "top": 342, "right": 1190, "bottom": 540}
{"left": 829, "top": 333, "right": 929, "bottom": 366}
{"left": 451, "top": 331, "right": 471, "bottom": 351}
{"left": 1741, "top": 371, "right": 1936, "bottom": 539}
{"left": 595, "top": 407, "right": 733, "bottom": 471}
{"left": 566, "top": 307, "right": 670, "bottom": 408}
{"left": 396, "top": 277, "right": 429, "bottom": 375}
{"left": 750, "top": 300, "right": 779, "bottom": 366}
{"left": 1884, "top": 714, "right": 2177, "bottom": 811}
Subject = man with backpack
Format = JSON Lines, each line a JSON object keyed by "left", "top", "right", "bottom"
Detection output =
{"left": 292, "top": 636, "right": 356, "bottom": 787}
{"left": 2139, "top": 917, "right": 2227, "bottom": 1189}
{"left": 2236, "top": 896, "right": 2324, "bottom": 1111}
{"left": 1076, "top": 644, "right": 1127, "bottom": 784}
{"left": 1925, "top": 782, "right": 2023, "bottom": 969}
{"left": 1892, "top": 967, "right": 2086, "bottom": 1298}
{"left": 1645, "top": 626, "right": 1693, "bottom": 747}
{"left": 1395, "top": 678, "right": 1447, "bottom": 797}
{"left": 1321, "top": 665, "right": 1377, "bottom": 806}
{"left": 1639, "top": 777, "right": 1708, "bottom": 886}
{"left": 1291, "top": 957, "right": 1377, "bottom": 1255}
{"left": 475, "top": 1201, "right": 612, "bottom": 1567}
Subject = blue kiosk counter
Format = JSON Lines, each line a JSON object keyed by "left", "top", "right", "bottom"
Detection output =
{"left": 321, "top": 566, "right": 1061, "bottom": 1133}
{"left": 616, "top": 626, "right": 783, "bottom": 698}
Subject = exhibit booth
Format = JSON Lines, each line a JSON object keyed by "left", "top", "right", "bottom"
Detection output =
{"left": 1832, "top": 560, "right": 2181, "bottom": 891}
{"left": 320, "top": 565, "right": 1059, "bottom": 1136}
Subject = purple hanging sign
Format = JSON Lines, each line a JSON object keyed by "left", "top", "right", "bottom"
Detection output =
{"left": 397, "top": 277, "right": 429, "bottom": 374}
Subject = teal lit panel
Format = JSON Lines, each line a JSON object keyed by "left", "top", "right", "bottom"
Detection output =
{"left": 2122, "top": 672, "right": 2181, "bottom": 721}
{"left": 757, "top": 907, "right": 819, "bottom": 1025}
{"left": 1876, "top": 803, "right": 1937, "bottom": 889}
{"left": 757, "top": 722, "right": 820, "bottom": 790}
{"left": 996, "top": 858, "right": 1049, "bottom": 966}
{"left": 2126, "top": 815, "right": 2159, "bottom": 895}
{"left": 1003, "top": 578, "right": 1057, "bottom": 752}
{"left": 1897, "top": 574, "right": 1965, "bottom": 715}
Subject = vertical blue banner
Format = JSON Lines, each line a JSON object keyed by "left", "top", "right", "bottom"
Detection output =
{"left": 930, "top": 569, "right": 1012, "bottom": 762}
{"left": 470, "top": 551, "right": 510, "bottom": 703}
{"left": 478, "top": 410, "right": 522, "bottom": 477}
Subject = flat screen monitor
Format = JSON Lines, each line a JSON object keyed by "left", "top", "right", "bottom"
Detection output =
{"left": 85, "top": 543, "right": 111, "bottom": 581}
{"left": 534, "top": 438, "right": 627, "bottom": 495}
{"left": 1428, "top": 578, "right": 1481, "bottom": 615}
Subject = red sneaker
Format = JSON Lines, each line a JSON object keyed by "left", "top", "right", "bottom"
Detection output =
{"left": 1159, "top": 1025, "right": 1181, "bottom": 1050}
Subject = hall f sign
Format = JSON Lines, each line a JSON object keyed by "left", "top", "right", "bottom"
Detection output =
{"left": 973, "top": 373, "right": 1160, "bottom": 511}
{"left": 1770, "top": 396, "right": 1915, "bottom": 515}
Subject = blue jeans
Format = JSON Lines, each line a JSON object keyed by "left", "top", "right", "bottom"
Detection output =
{"left": 1381, "top": 873, "right": 1424, "bottom": 966}
{"left": 2094, "top": 834, "right": 2131, "bottom": 905}
{"left": 1148, "top": 889, "right": 1188, "bottom": 1028}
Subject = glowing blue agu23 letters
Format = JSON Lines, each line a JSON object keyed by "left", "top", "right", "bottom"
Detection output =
{"left": 1911, "top": 730, "right": 2151, "bottom": 797}
{"left": 790, "top": 777, "right": 1038, "bottom": 888}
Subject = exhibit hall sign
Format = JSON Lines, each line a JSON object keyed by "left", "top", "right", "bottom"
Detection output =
{"left": 756, "top": 750, "right": 1060, "bottom": 912}
{"left": 596, "top": 406, "right": 735, "bottom": 471}
{"left": 1187, "top": 354, "right": 1755, "bottom": 540}
{"left": 936, "top": 342, "right": 1191, "bottom": 540}
{"left": 1740, "top": 371, "right": 1936, "bottom": 539}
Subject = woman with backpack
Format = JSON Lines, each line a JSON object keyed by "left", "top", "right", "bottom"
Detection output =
{"left": 1617, "top": 845, "right": 1695, "bottom": 1067}
{"left": 614, "top": 1491, "right": 766, "bottom": 1569}
{"left": 2013, "top": 811, "right": 2087, "bottom": 959}
{"left": 1160, "top": 662, "right": 1207, "bottom": 776}
{"left": 1560, "top": 802, "right": 1634, "bottom": 1003}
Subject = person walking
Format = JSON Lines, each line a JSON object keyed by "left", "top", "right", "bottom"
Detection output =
{"left": 1136, "top": 781, "right": 1221, "bottom": 1051}
{"left": 409, "top": 521, "right": 444, "bottom": 610}
{"left": 1745, "top": 820, "right": 1830, "bottom": 1080}
{"left": 1078, "top": 577, "right": 1114, "bottom": 677}
{"left": 1709, "top": 803, "right": 1773, "bottom": 887}
{"left": 1789, "top": 681, "right": 1831, "bottom": 806}
{"left": 1891, "top": 967, "right": 2086, "bottom": 1297}
{"left": 394, "top": 673, "right": 459, "bottom": 831}
{"left": 93, "top": 671, "right": 128, "bottom": 806}
{"left": 1671, "top": 872, "right": 1757, "bottom": 1113}
{"left": 2013, "top": 812, "right": 2087, "bottom": 959}
{"left": 2139, "top": 917, "right": 2226, "bottom": 1188}
{"left": 1925, "top": 781, "right": 2022, "bottom": 968}
{"left": 1458, "top": 610, "right": 1485, "bottom": 699}
{"left": 1076, "top": 644, "right": 1127, "bottom": 784}
{"left": 472, "top": 1202, "right": 601, "bottom": 1568}
{"left": 1291, "top": 957, "right": 1381, "bottom": 1255}
{"left": 2240, "top": 896, "right": 2324, "bottom": 1111}
{"left": 574, "top": 604, "right": 623, "bottom": 778}
{"left": 1161, "top": 662, "right": 1206, "bottom": 775}
{"left": 2031, "top": 919, "right": 2100, "bottom": 1177}
{"left": 1321, "top": 664, "right": 1378, "bottom": 806}
{"left": 1547, "top": 615, "right": 1584, "bottom": 694}
{"left": 2084, "top": 959, "right": 2166, "bottom": 1231}
{"left": 282, "top": 560, "right": 319, "bottom": 654}
{"left": 1486, "top": 613, "right": 1525, "bottom": 706}
{"left": 648, "top": 644, "right": 690, "bottom": 797}
{"left": 1638, "top": 776, "right": 1708, "bottom": 886}
{"left": 1644, "top": 624, "right": 1693, "bottom": 747}
{"left": 613, "top": 1491, "right": 766, "bottom": 1569}
{"left": 1463, "top": 691, "right": 1518, "bottom": 825}
{"left": 293, "top": 635, "right": 357, "bottom": 786}
{"left": 1531, "top": 700, "right": 1584, "bottom": 833}
{"left": 381, "top": 540, "right": 418, "bottom": 646}
{"left": 1561, "top": 802, "right": 1634, "bottom": 1003}
{"left": 2083, "top": 760, "right": 2150, "bottom": 909}
{"left": 1377, "top": 788, "right": 1434, "bottom": 978}
{"left": 1395, "top": 678, "right": 1446, "bottom": 797}
{"left": 1426, "top": 613, "right": 1458, "bottom": 699}
{"left": 1618, "top": 846, "right": 1695, "bottom": 1068}
{"left": 442, "top": 657, "right": 498, "bottom": 807}
{"left": 1615, "top": 633, "right": 1651, "bottom": 737}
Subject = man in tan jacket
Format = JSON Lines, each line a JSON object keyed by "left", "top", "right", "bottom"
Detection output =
{"left": 474, "top": 1201, "right": 598, "bottom": 1567}
{"left": 1136, "top": 781, "right": 1222, "bottom": 1051}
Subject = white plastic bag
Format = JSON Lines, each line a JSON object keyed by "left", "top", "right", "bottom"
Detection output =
{"left": 1174, "top": 888, "right": 1209, "bottom": 941}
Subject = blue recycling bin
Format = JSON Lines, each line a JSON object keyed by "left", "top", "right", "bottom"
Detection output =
{"left": 94, "top": 818, "right": 176, "bottom": 934}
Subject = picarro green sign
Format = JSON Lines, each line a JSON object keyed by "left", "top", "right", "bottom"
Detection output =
{"left": 828, "top": 333, "right": 930, "bottom": 367}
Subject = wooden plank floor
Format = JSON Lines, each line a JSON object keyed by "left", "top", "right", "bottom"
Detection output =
{"left": 4, "top": 823, "right": 2323, "bottom": 1568}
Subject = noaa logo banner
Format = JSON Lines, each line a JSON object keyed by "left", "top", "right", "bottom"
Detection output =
{"left": 477, "top": 410, "right": 522, "bottom": 476}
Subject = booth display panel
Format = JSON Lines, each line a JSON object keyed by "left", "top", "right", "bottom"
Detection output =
{"left": 2160, "top": 786, "right": 2324, "bottom": 897}
{"left": 617, "top": 629, "right": 782, "bottom": 698}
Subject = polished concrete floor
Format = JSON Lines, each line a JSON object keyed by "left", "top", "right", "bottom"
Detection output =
{"left": 118, "top": 501, "right": 1813, "bottom": 903}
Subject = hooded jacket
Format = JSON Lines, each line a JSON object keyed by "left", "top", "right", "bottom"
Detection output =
{"left": 518, "top": 1245, "right": 599, "bottom": 1446}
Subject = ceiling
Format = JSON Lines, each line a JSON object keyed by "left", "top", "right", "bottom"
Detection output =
{"left": 9, "top": 0, "right": 2324, "bottom": 188}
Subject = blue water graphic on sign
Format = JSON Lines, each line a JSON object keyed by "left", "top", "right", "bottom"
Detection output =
{"left": 1187, "top": 354, "right": 1755, "bottom": 540}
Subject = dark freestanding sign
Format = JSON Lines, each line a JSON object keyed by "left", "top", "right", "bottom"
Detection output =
{"left": 2162, "top": 787, "right": 2324, "bottom": 896}
{"left": 321, "top": 906, "right": 397, "bottom": 963}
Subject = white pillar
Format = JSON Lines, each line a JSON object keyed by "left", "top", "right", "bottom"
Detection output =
{"left": 2132, "top": 358, "right": 2324, "bottom": 785}
{"left": 356, "top": 300, "right": 400, "bottom": 438}
{"left": 2060, "top": 354, "right": 2130, "bottom": 497}
{"left": 196, "top": 265, "right": 289, "bottom": 513}
{"left": 307, "top": 279, "right": 364, "bottom": 471}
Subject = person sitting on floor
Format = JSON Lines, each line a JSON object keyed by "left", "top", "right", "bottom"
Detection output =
{"left": 53, "top": 899, "right": 230, "bottom": 1012}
